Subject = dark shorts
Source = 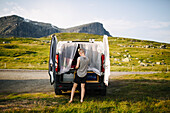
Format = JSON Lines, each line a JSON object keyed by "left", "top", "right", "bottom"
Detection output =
{"left": 74, "top": 73, "right": 87, "bottom": 84}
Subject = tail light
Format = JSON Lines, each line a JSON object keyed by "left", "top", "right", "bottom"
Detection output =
{"left": 55, "top": 54, "right": 59, "bottom": 72}
{"left": 101, "top": 54, "right": 105, "bottom": 72}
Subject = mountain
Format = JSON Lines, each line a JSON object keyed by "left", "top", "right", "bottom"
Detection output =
{"left": 0, "top": 15, "right": 61, "bottom": 38}
{"left": 0, "top": 15, "right": 111, "bottom": 38}
{"left": 61, "top": 22, "right": 111, "bottom": 36}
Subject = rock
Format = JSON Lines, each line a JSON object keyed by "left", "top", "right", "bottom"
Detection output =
{"left": 161, "top": 62, "right": 166, "bottom": 65}
{"left": 124, "top": 54, "right": 128, "bottom": 57}
{"left": 14, "top": 58, "right": 20, "bottom": 60}
{"left": 125, "top": 50, "right": 128, "bottom": 52}
{"left": 114, "top": 58, "right": 120, "bottom": 61}
{"left": 43, "top": 61, "right": 47, "bottom": 64}
{"left": 3, "top": 41, "right": 10, "bottom": 44}
{"left": 140, "top": 63, "right": 145, "bottom": 66}
{"left": 117, "top": 52, "right": 121, "bottom": 55}
{"left": 138, "top": 60, "right": 142, "bottom": 63}
{"left": 122, "top": 58, "right": 130, "bottom": 62}
{"left": 146, "top": 45, "right": 150, "bottom": 48}
{"left": 160, "top": 45, "right": 166, "bottom": 49}
{"left": 156, "top": 62, "right": 161, "bottom": 65}
{"left": 128, "top": 55, "right": 131, "bottom": 58}
{"left": 148, "top": 61, "right": 152, "bottom": 63}
{"left": 140, "top": 63, "right": 148, "bottom": 67}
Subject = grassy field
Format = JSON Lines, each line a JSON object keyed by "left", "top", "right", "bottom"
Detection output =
{"left": 0, "top": 33, "right": 170, "bottom": 71}
{"left": 0, "top": 72, "right": 169, "bottom": 112}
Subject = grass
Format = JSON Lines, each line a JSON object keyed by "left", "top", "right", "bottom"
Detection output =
{"left": 0, "top": 72, "right": 169, "bottom": 112}
{"left": 0, "top": 33, "right": 170, "bottom": 71}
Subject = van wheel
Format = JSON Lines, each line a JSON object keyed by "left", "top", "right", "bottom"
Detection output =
{"left": 55, "top": 89, "right": 62, "bottom": 95}
{"left": 101, "top": 87, "right": 106, "bottom": 96}
{"left": 54, "top": 82, "right": 62, "bottom": 95}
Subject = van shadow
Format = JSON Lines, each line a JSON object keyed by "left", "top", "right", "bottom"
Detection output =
{"left": 0, "top": 78, "right": 169, "bottom": 102}
{"left": 85, "top": 78, "right": 170, "bottom": 102}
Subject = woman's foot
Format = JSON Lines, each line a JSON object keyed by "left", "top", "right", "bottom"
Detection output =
{"left": 68, "top": 100, "right": 73, "bottom": 103}
{"left": 80, "top": 100, "right": 83, "bottom": 103}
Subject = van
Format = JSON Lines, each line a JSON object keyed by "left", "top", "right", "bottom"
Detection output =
{"left": 48, "top": 35, "right": 110, "bottom": 95}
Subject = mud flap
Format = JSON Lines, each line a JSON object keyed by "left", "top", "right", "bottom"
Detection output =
{"left": 103, "top": 35, "right": 110, "bottom": 86}
{"left": 48, "top": 35, "right": 58, "bottom": 85}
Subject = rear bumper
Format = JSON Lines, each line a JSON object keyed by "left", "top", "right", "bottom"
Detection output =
{"left": 55, "top": 82, "right": 106, "bottom": 91}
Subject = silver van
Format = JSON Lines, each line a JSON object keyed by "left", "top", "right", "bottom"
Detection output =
{"left": 48, "top": 35, "right": 110, "bottom": 95}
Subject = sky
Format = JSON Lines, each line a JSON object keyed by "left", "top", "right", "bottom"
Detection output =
{"left": 0, "top": 0, "right": 170, "bottom": 43}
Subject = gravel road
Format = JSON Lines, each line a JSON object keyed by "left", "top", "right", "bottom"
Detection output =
{"left": 0, "top": 69, "right": 158, "bottom": 93}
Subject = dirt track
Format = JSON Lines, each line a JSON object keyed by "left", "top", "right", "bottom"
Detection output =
{"left": 0, "top": 69, "right": 158, "bottom": 93}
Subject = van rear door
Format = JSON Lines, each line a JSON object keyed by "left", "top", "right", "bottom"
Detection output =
{"left": 103, "top": 35, "right": 110, "bottom": 86}
{"left": 48, "top": 35, "right": 58, "bottom": 85}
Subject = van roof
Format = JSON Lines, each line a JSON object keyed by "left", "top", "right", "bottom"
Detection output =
{"left": 58, "top": 41, "right": 103, "bottom": 44}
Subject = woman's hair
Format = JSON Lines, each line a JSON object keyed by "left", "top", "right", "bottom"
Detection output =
{"left": 78, "top": 48, "right": 84, "bottom": 54}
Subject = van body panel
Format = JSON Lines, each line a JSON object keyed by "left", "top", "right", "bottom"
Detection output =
{"left": 48, "top": 36, "right": 57, "bottom": 85}
{"left": 103, "top": 35, "right": 110, "bottom": 86}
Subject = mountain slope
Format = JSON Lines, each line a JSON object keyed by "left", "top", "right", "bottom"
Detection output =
{"left": 0, "top": 15, "right": 111, "bottom": 38}
{"left": 0, "top": 33, "right": 169, "bottom": 71}
{"left": 0, "top": 15, "right": 60, "bottom": 38}
{"left": 61, "top": 22, "right": 111, "bottom": 36}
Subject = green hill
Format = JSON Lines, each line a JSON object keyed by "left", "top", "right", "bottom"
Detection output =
{"left": 0, "top": 33, "right": 169, "bottom": 71}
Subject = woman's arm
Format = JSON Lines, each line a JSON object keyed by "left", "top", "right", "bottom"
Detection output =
{"left": 75, "top": 57, "right": 80, "bottom": 69}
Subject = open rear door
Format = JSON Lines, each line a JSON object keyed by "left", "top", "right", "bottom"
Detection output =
{"left": 48, "top": 35, "right": 58, "bottom": 85}
{"left": 103, "top": 35, "right": 110, "bottom": 86}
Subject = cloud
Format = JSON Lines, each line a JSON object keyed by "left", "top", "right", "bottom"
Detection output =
{"left": 98, "top": 19, "right": 170, "bottom": 43}
{"left": 4, "top": 1, "right": 25, "bottom": 14}
{"left": 141, "top": 20, "right": 170, "bottom": 29}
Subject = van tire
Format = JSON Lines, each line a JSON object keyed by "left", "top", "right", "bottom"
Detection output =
{"left": 55, "top": 89, "right": 62, "bottom": 95}
{"left": 54, "top": 82, "right": 62, "bottom": 95}
{"left": 101, "top": 87, "right": 106, "bottom": 96}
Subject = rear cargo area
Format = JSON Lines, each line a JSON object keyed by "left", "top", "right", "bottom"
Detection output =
{"left": 57, "top": 42, "right": 103, "bottom": 76}
{"left": 60, "top": 45, "right": 100, "bottom": 83}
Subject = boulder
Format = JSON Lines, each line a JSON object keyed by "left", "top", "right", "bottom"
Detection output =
{"left": 156, "top": 62, "right": 161, "bottom": 65}
{"left": 146, "top": 45, "right": 150, "bottom": 48}
{"left": 160, "top": 45, "right": 166, "bottom": 49}
{"left": 122, "top": 58, "right": 130, "bottom": 62}
{"left": 140, "top": 63, "right": 148, "bottom": 67}
{"left": 114, "top": 58, "right": 120, "bottom": 61}
{"left": 125, "top": 50, "right": 128, "bottom": 52}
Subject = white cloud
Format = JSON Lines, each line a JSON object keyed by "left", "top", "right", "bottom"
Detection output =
{"left": 7, "top": 2, "right": 25, "bottom": 13}
{"left": 0, "top": 1, "right": 169, "bottom": 43}
{"left": 98, "top": 19, "right": 170, "bottom": 43}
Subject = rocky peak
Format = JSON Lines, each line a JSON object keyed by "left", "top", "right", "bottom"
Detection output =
{"left": 0, "top": 15, "right": 112, "bottom": 38}
{"left": 63, "top": 22, "right": 111, "bottom": 36}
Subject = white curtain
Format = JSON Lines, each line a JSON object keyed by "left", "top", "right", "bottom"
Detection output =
{"left": 80, "top": 43, "right": 103, "bottom": 75}
{"left": 58, "top": 43, "right": 78, "bottom": 74}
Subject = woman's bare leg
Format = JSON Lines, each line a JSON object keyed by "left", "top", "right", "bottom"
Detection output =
{"left": 80, "top": 83, "right": 85, "bottom": 103}
{"left": 69, "top": 83, "right": 78, "bottom": 103}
